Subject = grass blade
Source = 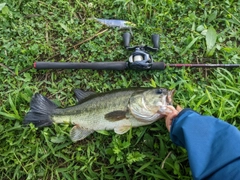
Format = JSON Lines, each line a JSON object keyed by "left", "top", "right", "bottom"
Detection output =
{"left": 180, "top": 37, "right": 199, "bottom": 56}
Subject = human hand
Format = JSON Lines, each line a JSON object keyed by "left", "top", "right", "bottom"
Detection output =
{"left": 164, "top": 105, "right": 182, "bottom": 132}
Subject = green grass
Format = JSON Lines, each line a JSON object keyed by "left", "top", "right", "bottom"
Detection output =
{"left": 0, "top": 0, "right": 240, "bottom": 179}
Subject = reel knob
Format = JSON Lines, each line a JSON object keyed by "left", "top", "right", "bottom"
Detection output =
{"left": 152, "top": 34, "right": 159, "bottom": 50}
{"left": 123, "top": 32, "right": 131, "bottom": 48}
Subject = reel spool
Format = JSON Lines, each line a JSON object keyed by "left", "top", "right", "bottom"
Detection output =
{"left": 123, "top": 32, "right": 159, "bottom": 70}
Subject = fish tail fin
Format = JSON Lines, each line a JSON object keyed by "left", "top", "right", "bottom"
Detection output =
{"left": 23, "top": 94, "right": 58, "bottom": 127}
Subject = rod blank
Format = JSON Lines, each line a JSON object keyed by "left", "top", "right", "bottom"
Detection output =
{"left": 168, "top": 64, "right": 240, "bottom": 68}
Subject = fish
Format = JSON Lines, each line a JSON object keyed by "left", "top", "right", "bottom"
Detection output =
{"left": 93, "top": 18, "right": 136, "bottom": 29}
{"left": 23, "top": 88, "right": 174, "bottom": 142}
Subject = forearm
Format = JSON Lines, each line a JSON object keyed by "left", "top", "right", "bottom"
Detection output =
{"left": 170, "top": 109, "right": 240, "bottom": 179}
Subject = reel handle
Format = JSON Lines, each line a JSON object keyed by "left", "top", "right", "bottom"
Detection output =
{"left": 123, "top": 32, "right": 131, "bottom": 48}
{"left": 152, "top": 34, "right": 159, "bottom": 49}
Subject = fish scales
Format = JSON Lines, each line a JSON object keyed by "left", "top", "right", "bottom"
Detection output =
{"left": 52, "top": 90, "right": 137, "bottom": 129}
{"left": 53, "top": 90, "right": 135, "bottom": 116}
{"left": 52, "top": 90, "right": 135, "bottom": 126}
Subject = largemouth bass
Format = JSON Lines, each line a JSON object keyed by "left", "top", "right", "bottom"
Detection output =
{"left": 23, "top": 88, "right": 174, "bottom": 142}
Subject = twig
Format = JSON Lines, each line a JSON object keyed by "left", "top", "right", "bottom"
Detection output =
{"left": 45, "top": 28, "right": 109, "bottom": 61}
{"left": 13, "top": 152, "right": 28, "bottom": 174}
{"left": 45, "top": 22, "right": 49, "bottom": 43}
{"left": 72, "top": 29, "right": 108, "bottom": 49}
{"left": 38, "top": 1, "right": 58, "bottom": 9}
{"left": 18, "top": 66, "right": 32, "bottom": 75}
{"left": 0, "top": 63, "right": 15, "bottom": 75}
{"left": 161, "top": 151, "right": 172, "bottom": 169}
{"left": 196, "top": 56, "right": 201, "bottom": 74}
{"left": 221, "top": 6, "right": 240, "bottom": 25}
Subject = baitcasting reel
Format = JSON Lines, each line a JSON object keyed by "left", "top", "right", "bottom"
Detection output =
{"left": 123, "top": 32, "right": 159, "bottom": 70}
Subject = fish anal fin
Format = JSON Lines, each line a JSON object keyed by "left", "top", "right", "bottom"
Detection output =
{"left": 70, "top": 125, "right": 94, "bottom": 142}
{"left": 114, "top": 122, "right": 132, "bottom": 134}
{"left": 105, "top": 110, "right": 127, "bottom": 121}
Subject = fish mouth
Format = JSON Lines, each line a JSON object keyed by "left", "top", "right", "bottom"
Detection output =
{"left": 128, "top": 88, "right": 175, "bottom": 122}
{"left": 140, "top": 89, "right": 175, "bottom": 118}
{"left": 157, "top": 89, "right": 175, "bottom": 114}
{"left": 166, "top": 89, "right": 175, "bottom": 105}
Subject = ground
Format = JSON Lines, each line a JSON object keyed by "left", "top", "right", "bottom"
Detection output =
{"left": 0, "top": 0, "right": 239, "bottom": 179}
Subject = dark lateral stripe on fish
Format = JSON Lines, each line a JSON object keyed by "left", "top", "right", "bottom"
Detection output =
{"left": 104, "top": 110, "right": 127, "bottom": 121}
{"left": 23, "top": 94, "right": 57, "bottom": 127}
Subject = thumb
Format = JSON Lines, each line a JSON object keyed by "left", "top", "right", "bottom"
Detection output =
{"left": 176, "top": 105, "right": 183, "bottom": 112}
{"left": 165, "top": 106, "right": 179, "bottom": 132}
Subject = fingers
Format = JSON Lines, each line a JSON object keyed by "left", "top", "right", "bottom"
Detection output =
{"left": 165, "top": 105, "right": 177, "bottom": 112}
{"left": 176, "top": 105, "right": 183, "bottom": 112}
{"left": 165, "top": 106, "right": 180, "bottom": 132}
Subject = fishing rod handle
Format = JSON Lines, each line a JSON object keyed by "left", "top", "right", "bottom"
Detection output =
{"left": 34, "top": 62, "right": 128, "bottom": 70}
{"left": 151, "top": 62, "right": 165, "bottom": 70}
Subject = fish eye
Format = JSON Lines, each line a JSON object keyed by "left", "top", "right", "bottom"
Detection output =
{"left": 156, "top": 89, "right": 162, "bottom": 94}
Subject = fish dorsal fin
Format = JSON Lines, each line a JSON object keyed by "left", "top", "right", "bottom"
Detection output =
{"left": 74, "top": 89, "right": 95, "bottom": 103}
{"left": 70, "top": 125, "right": 94, "bottom": 142}
{"left": 105, "top": 110, "right": 127, "bottom": 121}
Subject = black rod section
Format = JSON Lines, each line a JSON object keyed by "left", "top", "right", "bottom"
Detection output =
{"left": 34, "top": 62, "right": 128, "bottom": 70}
{"left": 34, "top": 62, "right": 166, "bottom": 70}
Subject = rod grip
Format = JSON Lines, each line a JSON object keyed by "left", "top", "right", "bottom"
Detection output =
{"left": 34, "top": 62, "right": 128, "bottom": 70}
{"left": 151, "top": 62, "right": 165, "bottom": 70}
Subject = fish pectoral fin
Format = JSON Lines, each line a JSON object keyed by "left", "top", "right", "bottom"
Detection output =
{"left": 114, "top": 121, "right": 132, "bottom": 134}
{"left": 70, "top": 125, "right": 94, "bottom": 142}
{"left": 105, "top": 110, "right": 127, "bottom": 121}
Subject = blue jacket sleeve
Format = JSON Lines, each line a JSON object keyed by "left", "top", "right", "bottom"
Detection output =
{"left": 170, "top": 108, "right": 240, "bottom": 180}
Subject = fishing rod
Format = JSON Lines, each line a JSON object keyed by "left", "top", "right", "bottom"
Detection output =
{"left": 33, "top": 61, "right": 240, "bottom": 70}
{"left": 34, "top": 32, "right": 240, "bottom": 70}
